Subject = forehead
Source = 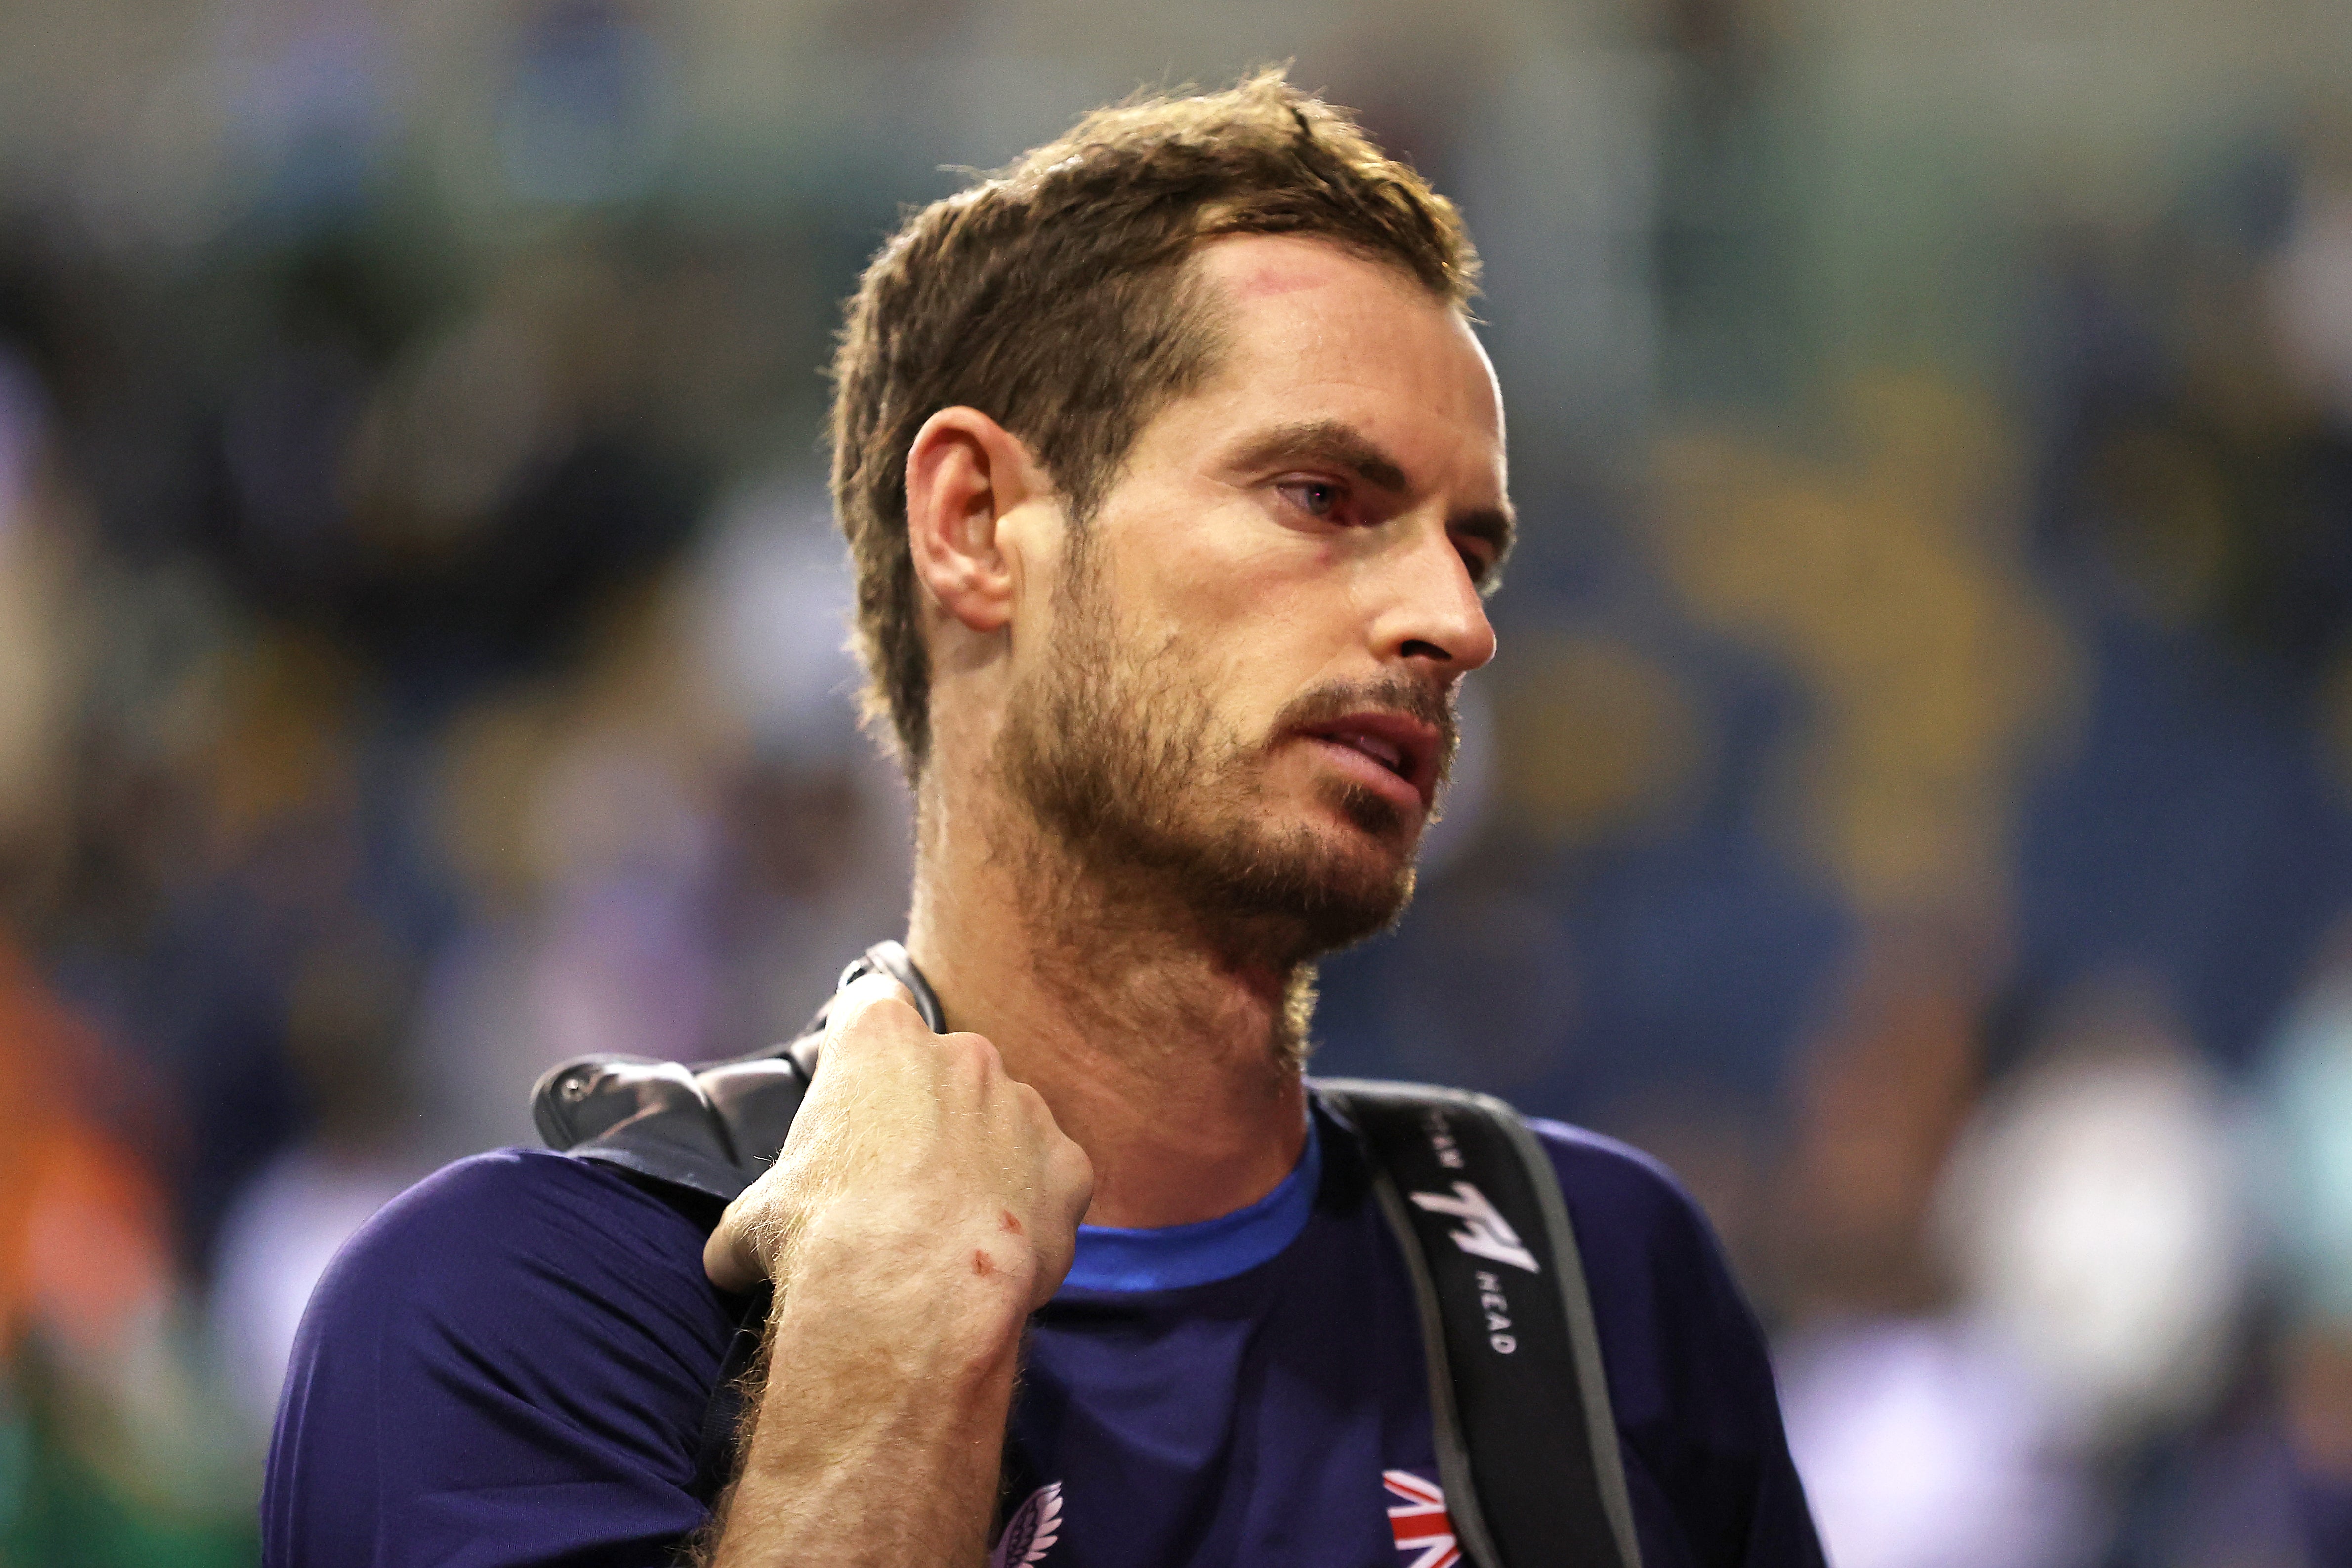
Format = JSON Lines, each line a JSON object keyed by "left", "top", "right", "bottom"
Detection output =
{"left": 1176, "top": 233, "right": 1505, "bottom": 465}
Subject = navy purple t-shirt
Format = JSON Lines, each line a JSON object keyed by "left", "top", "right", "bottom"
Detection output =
{"left": 264, "top": 1097, "right": 1822, "bottom": 1567}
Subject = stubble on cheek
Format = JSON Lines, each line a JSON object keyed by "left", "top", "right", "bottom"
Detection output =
{"left": 991, "top": 539, "right": 1455, "bottom": 965}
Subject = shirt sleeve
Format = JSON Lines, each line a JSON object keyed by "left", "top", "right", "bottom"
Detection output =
{"left": 262, "top": 1148, "right": 744, "bottom": 1568}
{"left": 1530, "top": 1120, "right": 1827, "bottom": 1568}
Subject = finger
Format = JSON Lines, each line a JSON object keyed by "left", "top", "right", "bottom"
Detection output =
{"left": 1054, "top": 1141, "right": 1096, "bottom": 1235}
{"left": 702, "top": 1200, "right": 766, "bottom": 1293}
{"left": 824, "top": 971, "right": 924, "bottom": 1045}
{"left": 1028, "top": 1219, "right": 1080, "bottom": 1313}
{"left": 1027, "top": 1142, "right": 1095, "bottom": 1312}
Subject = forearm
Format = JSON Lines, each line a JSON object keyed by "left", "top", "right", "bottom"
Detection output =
{"left": 705, "top": 1235, "right": 1031, "bottom": 1568}
{"left": 694, "top": 988, "right": 1092, "bottom": 1566}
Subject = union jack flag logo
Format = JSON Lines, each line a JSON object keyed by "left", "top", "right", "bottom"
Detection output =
{"left": 1382, "top": 1470, "right": 1461, "bottom": 1568}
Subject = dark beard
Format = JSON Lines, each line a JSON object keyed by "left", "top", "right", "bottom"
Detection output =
{"left": 995, "top": 567, "right": 1457, "bottom": 970}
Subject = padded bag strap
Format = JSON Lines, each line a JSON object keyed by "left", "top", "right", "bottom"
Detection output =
{"left": 1314, "top": 1079, "right": 1642, "bottom": 1568}
{"left": 532, "top": 940, "right": 944, "bottom": 1201}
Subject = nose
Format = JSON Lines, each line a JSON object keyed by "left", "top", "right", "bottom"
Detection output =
{"left": 1371, "top": 521, "right": 1498, "bottom": 676}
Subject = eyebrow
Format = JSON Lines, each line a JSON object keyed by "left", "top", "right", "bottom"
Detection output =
{"left": 1224, "top": 417, "right": 1518, "bottom": 575}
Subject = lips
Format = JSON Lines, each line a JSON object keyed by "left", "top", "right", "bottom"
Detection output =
{"left": 1298, "top": 711, "right": 1442, "bottom": 812}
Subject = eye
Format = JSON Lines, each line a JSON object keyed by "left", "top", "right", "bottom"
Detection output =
{"left": 1275, "top": 479, "right": 1345, "bottom": 520}
{"left": 1448, "top": 532, "right": 1508, "bottom": 593}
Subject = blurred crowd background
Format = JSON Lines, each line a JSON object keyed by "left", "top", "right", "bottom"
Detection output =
{"left": 4, "top": 0, "right": 2352, "bottom": 1563}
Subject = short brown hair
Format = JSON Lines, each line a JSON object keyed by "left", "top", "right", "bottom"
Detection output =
{"left": 828, "top": 69, "right": 1480, "bottom": 775}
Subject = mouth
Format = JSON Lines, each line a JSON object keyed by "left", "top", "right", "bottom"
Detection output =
{"left": 1296, "top": 711, "right": 1442, "bottom": 815}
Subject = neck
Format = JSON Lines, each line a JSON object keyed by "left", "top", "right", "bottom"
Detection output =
{"left": 904, "top": 782, "right": 1312, "bottom": 1230}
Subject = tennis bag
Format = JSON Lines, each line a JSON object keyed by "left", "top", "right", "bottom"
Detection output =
{"left": 533, "top": 941, "right": 1642, "bottom": 1568}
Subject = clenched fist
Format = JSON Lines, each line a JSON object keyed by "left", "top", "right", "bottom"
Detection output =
{"left": 703, "top": 972, "right": 1093, "bottom": 1315}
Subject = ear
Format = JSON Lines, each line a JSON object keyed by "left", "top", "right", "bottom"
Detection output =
{"left": 905, "top": 407, "right": 1041, "bottom": 634}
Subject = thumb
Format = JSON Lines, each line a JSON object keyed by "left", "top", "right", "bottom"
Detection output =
{"left": 703, "top": 1191, "right": 770, "bottom": 1293}
{"left": 822, "top": 970, "right": 925, "bottom": 1049}
{"left": 705, "top": 971, "right": 923, "bottom": 1290}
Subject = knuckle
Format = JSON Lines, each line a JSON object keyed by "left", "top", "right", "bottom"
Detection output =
{"left": 837, "top": 972, "right": 917, "bottom": 1015}
{"left": 826, "top": 986, "right": 925, "bottom": 1047}
{"left": 864, "top": 994, "right": 922, "bottom": 1030}
{"left": 943, "top": 1030, "right": 1002, "bottom": 1073}
{"left": 821, "top": 1021, "right": 880, "bottom": 1067}
{"left": 837, "top": 998, "right": 915, "bottom": 1043}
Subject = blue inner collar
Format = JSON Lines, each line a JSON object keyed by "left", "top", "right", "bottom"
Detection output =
{"left": 1058, "top": 1115, "right": 1322, "bottom": 1294}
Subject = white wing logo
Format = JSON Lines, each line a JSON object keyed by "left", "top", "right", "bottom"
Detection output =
{"left": 990, "top": 1481, "right": 1063, "bottom": 1567}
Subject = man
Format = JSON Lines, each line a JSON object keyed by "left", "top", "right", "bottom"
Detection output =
{"left": 266, "top": 73, "right": 1823, "bottom": 1567}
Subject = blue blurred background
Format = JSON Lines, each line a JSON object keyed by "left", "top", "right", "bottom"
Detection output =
{"left": 6, "top": 1, "right": 2352, "bottom": 1562}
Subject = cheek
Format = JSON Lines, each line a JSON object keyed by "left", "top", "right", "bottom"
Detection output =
{"left": 1184, "top": 597, "right": 1353, "bottom": 745}
{"left": 1112, "top": 498, "right": 1364, "bottom": 700}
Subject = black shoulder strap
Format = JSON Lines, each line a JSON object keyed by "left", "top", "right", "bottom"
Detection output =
{"left": 1314, "top": 1078, "right": 1642, "bottom": 1568}
{"left": 531, "top": 940, "right": 942, "bottom": 1202}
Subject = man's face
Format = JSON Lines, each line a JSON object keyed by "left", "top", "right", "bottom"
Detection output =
{"left": 998, "top": 233, "right": 1509, "bottom": 962}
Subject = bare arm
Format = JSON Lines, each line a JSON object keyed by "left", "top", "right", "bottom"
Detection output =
{"left": 697, "top": 975, "right": 1093, "bottom": 1568}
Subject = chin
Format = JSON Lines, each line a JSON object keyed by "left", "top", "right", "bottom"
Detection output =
{"left": 1296, "top": 854, "right": 1420, "bottom": 955}
{"left": 1228, "top": 788, "right": 1424, "bottom": 957}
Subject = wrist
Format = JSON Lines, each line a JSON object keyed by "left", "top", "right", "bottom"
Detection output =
{"left": 784, "top": 1205, "right": 1040, "bottom": 1338}
{"left": 750, "top": 1220, "right": 1030, "bottom": 1472}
